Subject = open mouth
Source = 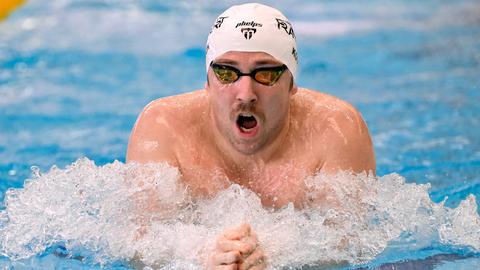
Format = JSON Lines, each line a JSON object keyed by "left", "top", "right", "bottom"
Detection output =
{"left": 236, "top": 113, "right": 258, "bottom": 133}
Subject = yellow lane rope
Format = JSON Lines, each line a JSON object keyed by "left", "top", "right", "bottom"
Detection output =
{"left": 0, "top": 0, "right": 26, "bottom": 21}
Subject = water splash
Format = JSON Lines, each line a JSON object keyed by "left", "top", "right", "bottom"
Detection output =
{"left": 0, "top": 158, "right": 479, "bottom": 269}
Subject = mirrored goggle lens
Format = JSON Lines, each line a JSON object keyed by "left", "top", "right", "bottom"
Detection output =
{"left": 254, "top": 70, "right": 283, "bottom": 86}
{"left": 213, "top": 67, "right": 238, "bottom": 83}
{"left": 211, "top": 63, "right": 287, "bottom": 86}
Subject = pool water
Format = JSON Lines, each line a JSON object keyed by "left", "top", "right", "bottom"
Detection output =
{"left": 1, "top": 0, "right": 479, "bottom": 269}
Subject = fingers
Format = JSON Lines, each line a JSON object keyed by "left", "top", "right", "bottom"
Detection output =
{"left": 223, "top": 223, "right": 251, "bottom": 240}
{"left": 210, "top": 250, "right": 242, "bottom": 265}
{"left": 209, "top": 224, "right": 265, "bottom": 270}
{"left": 217, "top": 224, "right": 259, "bottom": 255}
{"left": 217, "top": 238, "right": 254, "bottom": 255}
{"left": 248, "top": 265, "right": 267, "bottom": 270}
{"left": 207, "top": 263, "right": 239, "bottom": 270}
{"left": 238, "top": 248, "right": 266, "bottom": 270}
{"left": 215, "top": 265, "right": 239, "bottom": 270}
{"left": 212, "top": 251, "right": 242, "bottom": 265}
{"left": 239, "top": 235, "right": 258, "bottom": 249}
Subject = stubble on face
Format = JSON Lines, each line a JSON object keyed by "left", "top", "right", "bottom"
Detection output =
{"left": 210, "top": 88, "right": 291, "bottom": 156}
{"left": 206, "top": 52, "right": 294, "bottom": 156}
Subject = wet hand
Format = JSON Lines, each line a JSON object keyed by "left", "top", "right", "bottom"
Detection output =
{"left": 207, "top": 224, "right": 267, "bottom": 270}
{"left": 236, "top": 227, "right": 266, "bottom": 270}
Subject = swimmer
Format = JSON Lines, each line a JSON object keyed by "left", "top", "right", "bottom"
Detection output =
{"left": 127, "top": 3, "right": 375, "bottom": 269}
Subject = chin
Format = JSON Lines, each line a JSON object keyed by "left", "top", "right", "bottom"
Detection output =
{"left": 232, "top": 140, "right": 264, "bottom": 155}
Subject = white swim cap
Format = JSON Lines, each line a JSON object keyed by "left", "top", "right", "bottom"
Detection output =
{"left": 206, "top": 3, "right": 298, "bottom": 80}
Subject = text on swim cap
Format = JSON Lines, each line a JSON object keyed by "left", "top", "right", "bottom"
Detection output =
{"left": 235, "top": 21, "right": 263, "bottom": 28}
{"left": 276, "top": 18, "right": 296, "bottom": 39}
{"left": 214, "top": 17, "right": 228, "bottom": 29}
{"left": 292, "top": 47, "right": 298, "bottom": 63}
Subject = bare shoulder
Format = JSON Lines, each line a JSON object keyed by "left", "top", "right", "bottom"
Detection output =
{"left": 293, "top": 88, "right": 376, "bottom": 174}
{"left": 126, "top": 90, "right": 208, "bottom": 164}
{"left": 135, "top": 90, "right": 208, "bottom": 127}
{"left": 293, "top": 88, "right": 362, "bottom": 121}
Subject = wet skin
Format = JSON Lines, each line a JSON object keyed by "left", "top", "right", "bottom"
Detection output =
{"left": 126, "top": 51, "right": 376, "bottom": 269}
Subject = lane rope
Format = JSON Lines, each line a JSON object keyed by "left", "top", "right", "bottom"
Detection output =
{"left": 0, "top": 0, "right": 26, "bottom": 21}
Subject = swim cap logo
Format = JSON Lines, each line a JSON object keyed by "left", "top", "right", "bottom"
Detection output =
{"left": 241, "top": 28, "right": 256, "bottom": 39}
{"left": 214, "top": 16, "right": 228, "bottom": 29}
{"left": 276, "top": 18, "right": 296, "bottom": 39}
{"left": 235, "top": 21, "right": 263, "bottom": 39}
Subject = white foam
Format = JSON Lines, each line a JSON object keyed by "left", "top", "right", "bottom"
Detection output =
{"left": 0, "top": 158, "right": 479, "bottom": 269}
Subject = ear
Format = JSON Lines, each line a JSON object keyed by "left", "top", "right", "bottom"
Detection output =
{"left": 291, "top": 83, "right": 298, "bottom": 95}
{"left": 289, "top": 78, "right": 298, "bottom": 96}
{"left": 205, "top": 70, "right": 211, "bottom": 92}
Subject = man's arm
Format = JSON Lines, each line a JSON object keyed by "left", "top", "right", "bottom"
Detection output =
{"left": 126, "top": 100, "right": 182, "bottom": 238}
{"left": 126, "top": 99, "right": 179, "bottom": 167}
{"left": 319, "top": 103, "right": 376, "bottom": 175}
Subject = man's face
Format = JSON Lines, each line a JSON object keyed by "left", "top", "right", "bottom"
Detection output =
{"left": 205, "top": 51, "right": 297, "bottom": 155}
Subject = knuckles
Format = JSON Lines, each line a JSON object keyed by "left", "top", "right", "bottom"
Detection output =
{"left": 208, "top": 224, "right": 266, "bottom": 270}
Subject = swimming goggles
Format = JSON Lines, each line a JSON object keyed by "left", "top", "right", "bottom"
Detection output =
{"left": 210, "top": 62, "right": 288, "bottom": 86}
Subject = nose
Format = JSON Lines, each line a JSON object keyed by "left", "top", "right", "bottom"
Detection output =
{"left": 235, "top": 76, "right": 257, "bottom": 104}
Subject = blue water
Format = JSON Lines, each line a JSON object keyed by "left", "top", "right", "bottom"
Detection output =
{"left": 1, "top": 0, "right": 479, "bottom": 269}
